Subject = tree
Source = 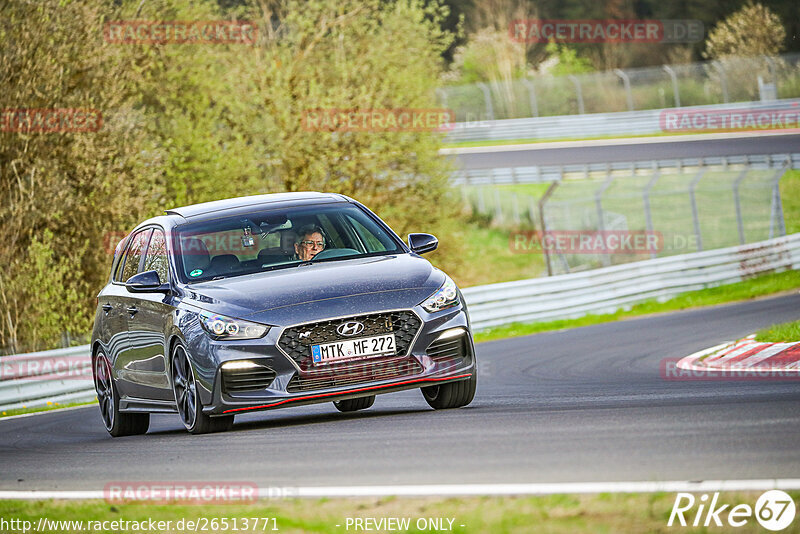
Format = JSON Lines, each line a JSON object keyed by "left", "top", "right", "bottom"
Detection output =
{"left": 704, "top": 2, "right": 786, "bottom": 59}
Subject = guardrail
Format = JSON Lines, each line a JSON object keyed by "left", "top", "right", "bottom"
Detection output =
{"left": 461, "top": 233, "right": 800, "bottom": 330}
{"left": 451, "top": 153, "right": 800, "bottom": 186}
{"left": 2, "top": 232, "right": 799, "bottom": 411}
{"left": 445, "top": 98, "right": 800, "bottom": 143}
{"left": 0, "top": 345, "right": 94, "bottom": 412}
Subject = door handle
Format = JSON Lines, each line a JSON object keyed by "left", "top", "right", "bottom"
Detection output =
{"left": 101, "top": 304, "right": 112, "bottom": 313}
{"left": 126, "top": 306, "right": 138, "bottom": 316}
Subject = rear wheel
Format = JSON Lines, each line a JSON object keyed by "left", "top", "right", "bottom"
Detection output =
{"left": 421, "top": 374, "right": 476, "bottom": 409}
{"left": 171, "top": 343, "right": 234, "bottom": 434}
{"left": 94, "top": 352, "right": 149, "bottom": 437}
{"left": 333, "top": 395, "right": 375, "bottom": 412}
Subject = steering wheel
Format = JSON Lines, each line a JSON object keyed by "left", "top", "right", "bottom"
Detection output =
{"left": 312, "top": 248, "right": 360, "bottom": 260}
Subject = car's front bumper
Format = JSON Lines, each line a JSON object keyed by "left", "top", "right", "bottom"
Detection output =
{"left": 187, "top": 305, "right": 476, "bottom": 416}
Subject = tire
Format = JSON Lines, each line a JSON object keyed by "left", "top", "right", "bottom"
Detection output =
{"left": 171, "top": 343, "right": 234, "bottom": 434}
{"left": 333, "top": 395, "right": 375, "bottom": 412}
{"left": 421, "top": 374, "right": 476, "bottom": 410}
{"left": 94, "top": 352, "right": 150, "bottom": 437}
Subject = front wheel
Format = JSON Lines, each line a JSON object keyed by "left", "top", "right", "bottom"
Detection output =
{"left": 171, "top": 343, "right": 233, "bottom": 434}
{"left": 421, "top": 374, "right": 476, "bottom": 409}
{"left": 94, "top": 352, "right": 149, "bottom": 437}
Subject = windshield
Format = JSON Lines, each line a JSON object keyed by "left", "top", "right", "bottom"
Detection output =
{"left": 174, "top": 203, "right": 404, "bottom": 283}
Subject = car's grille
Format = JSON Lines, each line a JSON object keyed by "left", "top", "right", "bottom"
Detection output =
{"left": 278, "top": 310, "right": 422, "bottom": 372}
{"left": 221, "top": 366, "right": 277, "bottom": 393}
{"left": 426, "top": 333, "right": 469, "bottom": 371}
{"left": 286, "top": 356, "right": 423, "bottom": 393}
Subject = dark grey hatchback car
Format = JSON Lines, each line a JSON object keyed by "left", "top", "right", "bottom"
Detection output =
{"left": 91, "top": 192, "right": 477, "bottom": 435}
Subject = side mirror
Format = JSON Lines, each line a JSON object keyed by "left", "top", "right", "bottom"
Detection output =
{"left": 408, "top": 233, "right": 438, "bottom": 254}
{"left": 125, "top": 270, "right": 169, "bottom": 293}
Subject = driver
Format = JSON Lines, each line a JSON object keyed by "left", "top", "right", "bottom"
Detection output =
{"left": 294, "top": 224, "right": 326, "bottom": 261}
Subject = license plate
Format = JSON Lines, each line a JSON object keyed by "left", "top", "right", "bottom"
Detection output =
{"left": 311, "top": 334, "right": 396, "bottom": 365}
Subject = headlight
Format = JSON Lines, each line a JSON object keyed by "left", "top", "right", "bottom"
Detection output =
{"left": 421, "top": 274, "right": 460, "bottom": 313}
{"left": 199, "top": 312, "right": 269, "bottom": 340}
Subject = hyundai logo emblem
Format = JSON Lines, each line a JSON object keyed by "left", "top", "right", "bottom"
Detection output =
{"left": 337, "top": 321, "right": 365, "bottom": 337}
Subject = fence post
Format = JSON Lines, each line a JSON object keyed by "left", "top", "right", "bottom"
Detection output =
{"left": 477, "top": 82, "right": 495, "bottom": 121}
{"left": 539, "top": 181, "right": 560, "bottom": 276}
{"left": 595, "top": 170, "right": 615, "bottom": 267}
{"left": 712, "top": 61, "right": 729, "bottom": 103}
{"left": 522, "top": 79, "right": 539, "bottom": 117}
{"left": 662, "top": 65, "right": 680, "bottom": 107}
{"left": 762, "top": 55, "right": 778, "bottom": 86}
{"left": 435, "top": 87, "right": 448, "bottom": 108}
{"left": 643, "top": 170, "right": 661, "bottom": 259}
{"left": 568, "top": 75, "right": 585, "bottom": 114}
{"left": 768, "top": 162, "right": 789, "bottom": 238}
{"left": 614, "top": 69, "right": 634, "bottom": 111}
{"left": 732, "top": 169, "right": 749, "bottom": 245}
{"left": 689, "top": 168, "right": 707, "bottom": 251}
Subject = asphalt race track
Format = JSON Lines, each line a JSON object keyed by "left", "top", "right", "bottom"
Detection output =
{"left": 1, "top": 294, "right": 799, "bottom": 491}
{"left": 452, "top": 133, "right": 800, "bottom": 169}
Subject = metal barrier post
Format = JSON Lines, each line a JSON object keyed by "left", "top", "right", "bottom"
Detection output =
{"left": 732, "top": 169, "right": 749, "bottom": 244}
{"left": 663, "top": 65, "right": 680, "bottom": 107}
{"left": 595, "top": 171, "right": 616, "bottom": 266}
{"left": 568, "top": 75, "right": 585, "bottom": 114}
{"left": 522, "top": 79, "right": 539, "bottom": 117}
{"left": 477, "top": 82, "right": 495, "bottom": 121}
{"left": 643, "top": 170, "right": 661, "bottom": 259}
{"left": 538, "top": 181, "right": 560, "bottom": 276}
{"left": 712, "top": 61, "right": 729, "bottom": 103}
{"left": 689, "top": 168, "right": 707, "bottom": 251}
{"left": 769, "top": 162, "right": 789, "bottom": 238}
{"left": 614, "top": 69, "right": 634, "bottom": 111}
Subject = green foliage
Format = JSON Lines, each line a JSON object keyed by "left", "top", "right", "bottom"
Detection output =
{"left": 704, "top": 2, "right": 786, "bottom": 59}
{"left": 0, "top": 0, "right": 162, "bottom": 353}
{"left": 542, "top": 42, "right": 594, "bottom": 76}
{"left": 0, "top": 0, "right": 463, "bottom": 352}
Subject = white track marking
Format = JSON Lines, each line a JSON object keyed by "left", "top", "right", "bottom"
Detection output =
{"left": 3, "top": 480, "right": 800, "bottom": 499}
{"left": 0, "top": 404, "right": 94, "bottom": 423}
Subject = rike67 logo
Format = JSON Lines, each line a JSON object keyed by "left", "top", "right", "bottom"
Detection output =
{"left": 669, "top": 490, "right": 796, "bottom": 531}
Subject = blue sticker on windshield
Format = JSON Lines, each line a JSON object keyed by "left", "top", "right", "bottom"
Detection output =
{"left": 189, "top": 269, "right": 203, "bottom": 277}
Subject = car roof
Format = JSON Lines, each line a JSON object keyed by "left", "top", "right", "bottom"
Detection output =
{"left": 165, "top": 192, "right": 349, "bottom": 220}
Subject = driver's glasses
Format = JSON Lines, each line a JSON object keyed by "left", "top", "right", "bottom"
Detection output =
{"left": 300, "top": 240, "right": 325, "bottom": 249}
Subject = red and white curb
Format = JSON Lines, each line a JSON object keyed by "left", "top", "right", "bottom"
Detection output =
{"left": 678, "top": 334, "right": 800, "bottom": 374}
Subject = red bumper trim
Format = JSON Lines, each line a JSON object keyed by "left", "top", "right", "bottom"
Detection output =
{"left": 222, "top": 373, "right": 472, "bottom": 414}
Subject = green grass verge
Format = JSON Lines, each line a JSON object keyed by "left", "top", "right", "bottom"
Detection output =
{"left": 755, "top": 319, "right": 800, "bottom": 343}
{"left": 474, "top": 269, "right": 800, "bottom": 343}
{"left": 0, "top": 401, "right": 95, "bottom": 419}
{"left": 1, "top": 492, "right": 795, "bottom": 533}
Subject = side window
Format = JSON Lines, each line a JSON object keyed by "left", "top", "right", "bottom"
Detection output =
{"left": 120, "top": 230, "right": 151, "bottom": 283}
{"left": 347, "top": 216, "right": 385, "bottom": 253}
{"left": 111, "top": 236, "right": 128, "bottom": 282}
{"left": 143, "top": 229, "right": 169, "bottom": 284}
{"left": 317, "top": 214, "right": 346, "bottom": 248}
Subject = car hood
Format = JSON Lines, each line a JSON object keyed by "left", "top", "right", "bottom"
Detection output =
{"left": 180, "top": 254, "right": 444, "bottom": 326}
